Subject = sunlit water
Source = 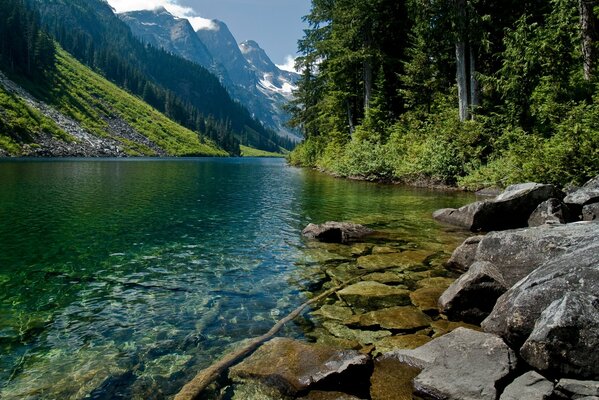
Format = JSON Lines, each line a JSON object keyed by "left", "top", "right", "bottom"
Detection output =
{"left": 0, "top": 158, "right": 474, "bottom": 399}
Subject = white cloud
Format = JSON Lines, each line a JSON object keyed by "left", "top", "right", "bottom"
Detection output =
{"left": 106, "top": 0, "right": 216, "bottom": 30}
{"left": 276, "top": 55, "right": 298, "bottom": 73}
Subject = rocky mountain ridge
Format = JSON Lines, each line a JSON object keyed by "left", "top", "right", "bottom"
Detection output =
{"left": 120, "top": 8, "right": 301, "bottom": 141}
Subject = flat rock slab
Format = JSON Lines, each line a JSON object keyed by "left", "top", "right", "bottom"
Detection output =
{"left": 313, "top": 304, "right": 355, "bottom": 322}
{"left": 229, "top": 338, "right": 369, "bottom": 396}
{"left": 415, "top": 277, "right": 455, "bottom": 289}
{"left": 356, "top": 251, "right": 430, "bottom": 271}
{"left": 388, "top": 328, "right": 517, "bottom": 400}
{"left": 500, "top": 371, "right": 554, "bottom": 400}
{"left": 370, "top": 356, "right": 420, "bottom": 400}
{"left": 410, "top": 287, "right": 444, "bottom": 314}
{"left": 323, "top": 321, "right": 392, "bottom": 345}
{"left": 352, "top": 306, "right": 432, "bottom": 331}
{"left": 303, "top": 222, "right": 374, "bottom": 244}
{"left": 373, "top": 334, "right": 432, "bottom": 355}
{"left": 338, "top": 281, "right": 411, "bottom": 311}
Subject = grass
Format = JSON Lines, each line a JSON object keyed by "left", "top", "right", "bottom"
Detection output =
{"left": 0, "top": 46, "right": 228, "bottom": 157}
{"left": 240, "top": 145, "right": 286, "bottom": 158}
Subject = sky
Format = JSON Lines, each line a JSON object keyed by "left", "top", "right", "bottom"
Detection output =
{"left": 106, "top": 0, "right": 311, "bottom": 71}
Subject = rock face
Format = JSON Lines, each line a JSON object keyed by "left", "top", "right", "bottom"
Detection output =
{"left": 228, "top": 338, "right": 369, "bottom": 396}
{"left": 564, "top": 175, "right": 599, "bottom": 217}
{"left": 482, "top": 241, "right": 599, "bottom": 379}
{"left": 389, "top": 328, "right": 517, "bottom": 400}
{"left": 433, "top": 183, "right": 563, "bottom": 232}
{"left": 439, "top": 223, "right": 599, "bottom": 323}
{"left": 439, "top": 261, "right": 508, "bottom": 323}
{"left": 499, "top": 371, "right": 554, "bottom": 400}
{"left": 444, "top": 235, "right": 484, "bottom": 273}
{"left": 520, "top": 292, "right": 599, "bottom": 379}
{"left": 528, "top": 198, "right": 572, "bottom": 226}
{"left": 555, "top": 379, "right": 599, "bottom": 398}
{"left": 303, "top": 222, "right": 374, "bottom": 244}
{"left": 583, "top": 202, "right": 599, "bottom": 221}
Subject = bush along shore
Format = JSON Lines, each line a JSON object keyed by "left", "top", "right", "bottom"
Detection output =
{"left": 190, "top": 176, "right": 599, "bottom": 400}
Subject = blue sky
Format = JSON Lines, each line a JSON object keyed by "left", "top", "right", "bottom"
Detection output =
{"left": 107, "top": 0, "right": 311, "bottom": 69}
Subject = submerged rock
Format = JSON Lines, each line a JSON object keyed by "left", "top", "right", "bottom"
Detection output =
{"left": 338, "top": 282, "right": 411, "bottom": 310}
{"left": 373, "top": 334, "right": 432, "bottom": 355}
{"left": 370, "top": 356, "right": 420, "bottom": 400}
{"left": 499, "top": 371, "right": 554, "bottom": 400}
{"left": 410, "top": 287, "right": 444, "bottom": 314}
{"left": 389, "top": 328, "right": 517, "bottom": 400}
{"left": 356, "top": 251, "right": 429, "bottom": 271}
{"left": 433, "top": 183, "right": 563, "bottom": 232}
{"left": 351, "top": 306, "right": 432, "bottom": 331}
{"left": 303, "top": 222, "right": 373, "bottom": 244}
{"left": 229, "top": 338, "right": 369, "bottom": 396}
{"left": 322, "top": 321, "right": 392, "bottom": 345}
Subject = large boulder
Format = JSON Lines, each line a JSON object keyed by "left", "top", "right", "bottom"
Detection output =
{"left": 433, "top": 183, "right": 563, "bottom": 232}
{"left": 554, "top": 379, "right": 599, "bottom": 399}
{"left": 444, "top": 235, "right": 484, "bottom": 273}
{"left": 499, "top": 371, "right": 554, "bottom": 400}
{"left": 303, "top": 222, "right": 373, "bottom": 244}
{"left": 388, "top": 328, "right": 517, "bottom": 400}
{"left": 520, "top": 292, "right": 599, "bottom": 379}
{"left": 482, "top": 242, "right": 599, "bottom": 379}
{"left": 564, "top": 175, "right": 599, "bottom": 217}
{"left": 582, "top": 202, "right": 599, "bottom": 221}
{"left": 438, "top": 261, "right": 508, "bottom": 323}
{"left": 528, "top": 198, "right": 572, "bottom": 226}
{"left": 439, "top": 223, "right": 599, "bottom": 323}
{"left": 229, "top": 338, "right": 370, "bottom": 396}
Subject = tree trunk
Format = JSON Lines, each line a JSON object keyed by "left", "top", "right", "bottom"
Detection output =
{"left": 364, "top": 60, "right": 373, "bottom": 111}
{"left": 347, "top": 101, "right": 355, "bottom": 135}
{"left": 579, "top": 0, "right": 596, "bottom": 80}
{"left": 469, "top": 47, "right": 480, "bottom": 111}
{"left": 456, "top": 41, "right": 469, "bottom": 121}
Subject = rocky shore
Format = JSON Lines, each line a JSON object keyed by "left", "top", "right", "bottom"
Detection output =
{"left": 209, "top": 176, "right": 599, "bottom": 400}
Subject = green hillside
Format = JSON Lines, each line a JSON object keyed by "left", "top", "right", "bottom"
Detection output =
{"left": 0, "top": 48, "right": 227, "bottom": 157}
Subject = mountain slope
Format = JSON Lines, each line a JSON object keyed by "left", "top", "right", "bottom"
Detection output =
{"left": 31, "top": 0, "right": 292, "bottom": 153}
{"left": 0, "top": 47, "right": 227, "bottom": 157}
{"left": 119, "top": 9, "right": 301, "bottom": 141}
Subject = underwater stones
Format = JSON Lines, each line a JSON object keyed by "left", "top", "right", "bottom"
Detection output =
{"left": 323, "top": 321, "right": 392, "bottom": 345}
{"left": 303, "top": 222, "right": 374, "bottom": 244}
{"left": 370, "top": 356, "right": 420, "bottom": 400}
{"left": 325, "top": 263, "right": 362, "bottom": 283}
{"left": 308, "top": 328, "right": 361, "bottom": 350}
{"left": 373, "top": 334, "right": 432, "bottom": 355}
{"left": 410, "top": 287, "right": 444, "bottom": 314}
{"left": 429, "top": 319, "right": 480, "bottom": 338}
{"left": 390, "top": 328, "right": 518, "bottom": 400}
{"left": 415, "top": 277, "right": 454, "bottom": 290}
{"left": 352, "top": 306, "right": 432, "bottom": 332}
{"left": 229, "top": 338, "right": 369, "bottom": 396}
{"left": 313, "top": 304, "right": 355, "bottom": 322}
{"left": 350, "top": 243, "right": 373, "bottom": 257}
{"left": 356, "top": 250, "right": 431, "bottom": 271}
{"left": 338, "top": 282, "right": 411, "bottom": 310}
{"left": 499, "top": 371, "right": 554, "bottom": 400}
{"left": 360, "top": 271, "right": 407, "bottom": 285}
{"left": 141, "top": 354, "right": 192, "bottom": 379}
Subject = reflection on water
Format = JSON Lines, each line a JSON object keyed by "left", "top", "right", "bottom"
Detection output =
{"left": 0, "top": 158, "right": 473, "bottom": 399}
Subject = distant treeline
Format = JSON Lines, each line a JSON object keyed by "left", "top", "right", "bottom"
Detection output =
{"left": 289, "top": 0, "right": 599, "bottom": 188}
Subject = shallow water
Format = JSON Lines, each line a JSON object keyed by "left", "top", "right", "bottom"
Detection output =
{"left": 0, "top": 158, "right": 473, "bottom": 399}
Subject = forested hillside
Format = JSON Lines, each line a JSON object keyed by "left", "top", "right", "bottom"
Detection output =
{"left": 29, "top": 0, "right": 293, "bottom": 154}
{"left": 0, "top": 0, "right": 226, "bottom": 157}
{"left": 289, "top": 0, "right": 599, "bottom": 188}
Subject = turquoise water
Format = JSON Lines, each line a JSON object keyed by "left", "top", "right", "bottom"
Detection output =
{"left": 0, "top": 158, "right": 473, "bottom": 399}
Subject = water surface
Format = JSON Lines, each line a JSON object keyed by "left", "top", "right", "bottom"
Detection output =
{"left": 0, "top": 158, "right": 473, "bottom": 399}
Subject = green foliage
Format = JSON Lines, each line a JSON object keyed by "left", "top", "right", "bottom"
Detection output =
{"left": 291, "top": 0, "right": 599, "bottom": 188}
{"left": 240, "top": 145, "right": 286, "bottom": 158}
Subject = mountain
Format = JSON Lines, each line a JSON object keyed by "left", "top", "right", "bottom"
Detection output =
{"left": 0, "top": 47, "right": 226, "bottom": 157}
{"left": 119, "top": 9, "right": 301, "bottom": 141}
{"left": 30, "top": 0, "right": 294, "bottom": 154}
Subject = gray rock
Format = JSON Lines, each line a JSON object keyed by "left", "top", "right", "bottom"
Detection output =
{"left": 229, "top": 338, "right": 369, "bottom": 396}
{"left": 555, "top": 379, "right": 599, "bottom": 398}
{"left": 500, "top": 371, "right": 554, "bottom": 400}
{"left": 564, "top": 176, "right": 599, "bottom": 217}
{"left": 388, "top": 328, "right": 517, "bottom": 400}
{"left": 434, "top": 183, "right": 564, "bottom": 232}
{"left": 528, "top": 198, "right": 572, "bottom": 226}
{"left": 482, "top": 241, "right": 599, "bottom": 372}
{"left": 520, "top": 292, "right": 599, "bottom": 379}
{"left": 440, "top": 223, "right": 599, "bottom": 323}
{"left": 583, "top": 203, "right": 599, "bottom": 221}
{"left": 302, "top": 222, "right": 373, "bottom": 244}
{"left": 445, "top": 235, "right": 484, "bottom": 273}
{"left": 439, "top": 261, "right": 508, "bottom": 323}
